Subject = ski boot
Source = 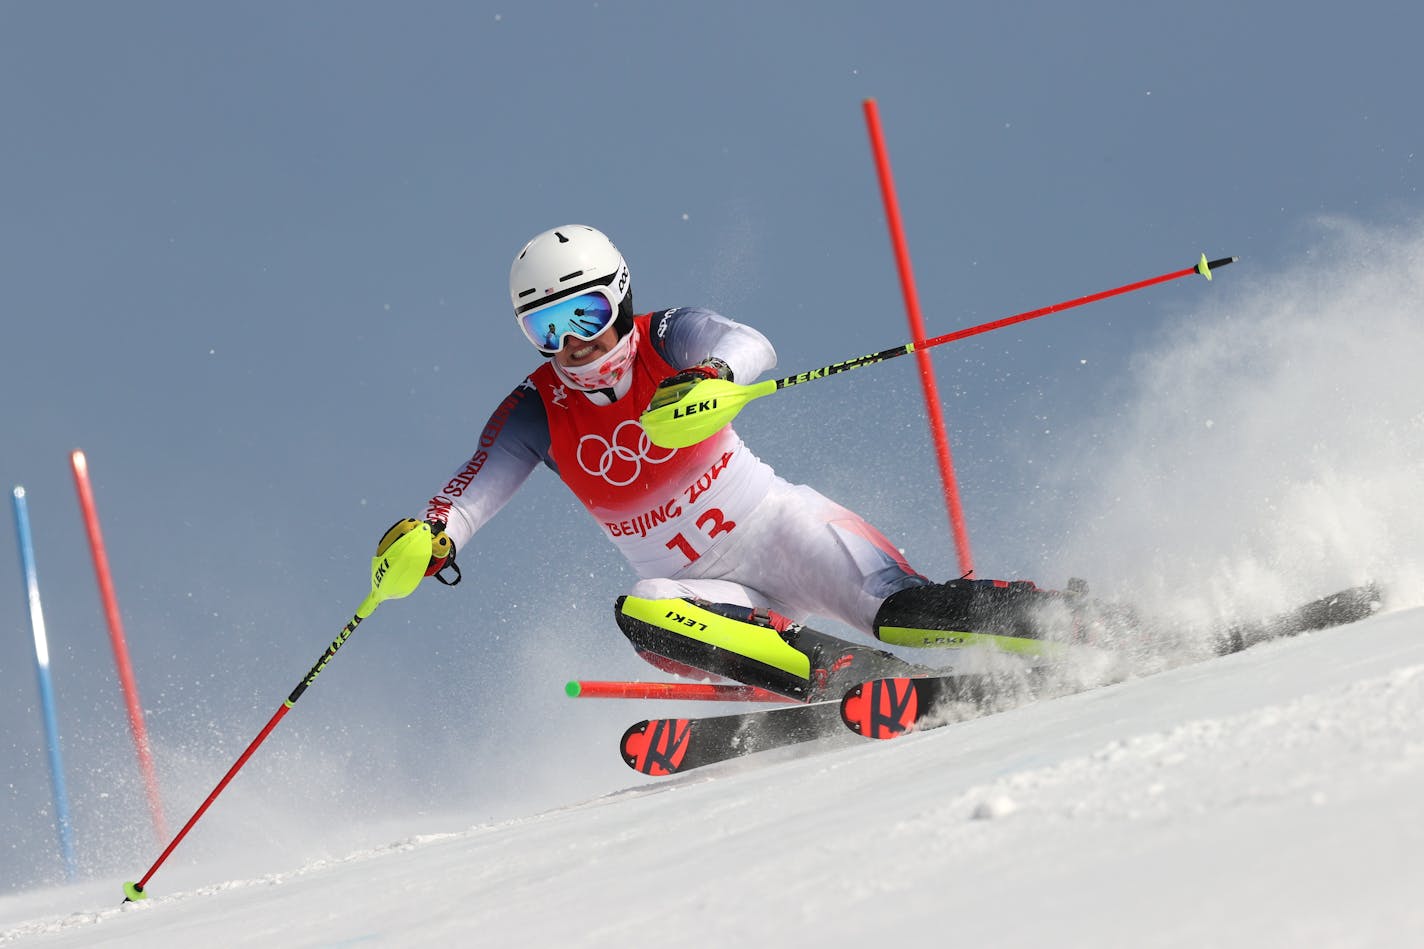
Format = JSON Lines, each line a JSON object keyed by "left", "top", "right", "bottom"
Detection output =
{"left": 872, "top": 577, "right": 1065, "bottom": 647}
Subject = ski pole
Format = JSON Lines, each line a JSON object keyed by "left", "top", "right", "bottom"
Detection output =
{"left": 641, "top": 254, "right": 1237, "bottom": 448}
{"left": 120, "top": 523, "right": 434, "bottom": 903}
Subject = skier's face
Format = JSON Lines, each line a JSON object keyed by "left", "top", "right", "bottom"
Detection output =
{"left": 553, "top": 324, "right": 619, "bottom": 368}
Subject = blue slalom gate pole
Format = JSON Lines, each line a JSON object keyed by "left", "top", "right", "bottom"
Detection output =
{"left": 12, "top": 486, "right": 78, "bottom": 882}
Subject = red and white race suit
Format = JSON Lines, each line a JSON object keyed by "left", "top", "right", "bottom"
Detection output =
{"left": 426, "top": 307, "right": 924, "bottom": 633}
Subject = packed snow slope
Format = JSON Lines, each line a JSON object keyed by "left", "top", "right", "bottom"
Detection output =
{"left": 3, "top": 603, "right": 1422, "bottom": 947}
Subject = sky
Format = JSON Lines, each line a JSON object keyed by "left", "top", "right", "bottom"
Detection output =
{"left": 3, "top": 602, "right": 1423, "bottom": 946}
{"left": 3, "top": 0, "right": 1424, "bottom": 896}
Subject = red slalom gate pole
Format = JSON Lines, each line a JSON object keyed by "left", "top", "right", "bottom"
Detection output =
{"left": 565, "top": 680, "right": 790, "bottom": 703}
{"left": 863, "top": 98, "right": 975, "bottom": 577}
{"left": 70, "top": 450, "right": 169, "bottom": 844}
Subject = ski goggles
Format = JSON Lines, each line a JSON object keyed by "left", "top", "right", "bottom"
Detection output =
{"left": 516, "top": 288, "right": 618, "bottom": 355}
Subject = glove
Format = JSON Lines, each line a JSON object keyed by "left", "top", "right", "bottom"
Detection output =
{"left": 377, "top": 518, "right": 462, "bottom": 586}
{"left": 655, "top": 357, "right": 733, "bottom": 393}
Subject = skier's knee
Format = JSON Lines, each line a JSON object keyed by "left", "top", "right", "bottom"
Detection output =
{"left": 612, "top": 595, "right": 815, "bottom": 700}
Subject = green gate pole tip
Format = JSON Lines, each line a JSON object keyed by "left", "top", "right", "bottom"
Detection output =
{"left": 122, "top": 881, "right": 147, "bottom": 902}
{"left": 564, "top": 681, "right": 581, "bottom": 698}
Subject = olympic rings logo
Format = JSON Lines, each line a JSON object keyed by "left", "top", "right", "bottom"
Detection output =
{"left": 577, "top": 419, "right": 677, "bottom": 487}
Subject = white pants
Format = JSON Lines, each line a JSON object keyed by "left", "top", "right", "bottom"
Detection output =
{"left": 628, "top": 477, "right": 924, "bottom": 634}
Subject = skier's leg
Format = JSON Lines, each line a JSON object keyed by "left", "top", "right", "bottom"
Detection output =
{"left": 609, "top": 478, "right": 944, "bottom": 698}
{"left": 694, "top": 480, "right": 1078, "bottom": 648}
{"left": 685, "top": 479, "right": 928, "bottom": 634}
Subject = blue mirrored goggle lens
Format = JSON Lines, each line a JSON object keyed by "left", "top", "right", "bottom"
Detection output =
{"left": 520, "top": 292, "right": 616, "bottom": 353}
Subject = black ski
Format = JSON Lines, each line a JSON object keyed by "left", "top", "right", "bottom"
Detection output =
{"left": 620, "top": 701, "right": 845, "bottom": 775}
{"left": 840, "top": 674, "right": 999, "bottom": 740}
{"left": 618, "top": 671, "right": 1010, "bottom": 775}
{"left": 1215, "top": 582, "right": 1383, "bottom": 654}
{"left": 841, "top": 583, "right": 1388, "bottom": 741}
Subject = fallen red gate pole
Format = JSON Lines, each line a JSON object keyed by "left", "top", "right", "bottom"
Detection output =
{"left": 565, "top": 680, "right": 791, "bottom": 703}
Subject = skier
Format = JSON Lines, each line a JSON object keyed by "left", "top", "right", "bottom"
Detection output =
{"left": 378, "top": 226, "right": 1100, "bottom": 699}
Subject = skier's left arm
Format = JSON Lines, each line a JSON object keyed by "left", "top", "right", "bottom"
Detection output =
{"left": 648, "top": 306, "right": 777, "bottom": 385}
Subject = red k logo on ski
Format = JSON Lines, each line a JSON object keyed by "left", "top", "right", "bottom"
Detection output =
{"left": 622, "top": 718, "right": 692, "bottom": 775}
{"left": 577, "top": 419, "right": 677, "bottom": 487}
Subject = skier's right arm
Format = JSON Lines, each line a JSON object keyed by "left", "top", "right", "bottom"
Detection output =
{"left": 385, "top": 379, "right": 553, "bottom": 585}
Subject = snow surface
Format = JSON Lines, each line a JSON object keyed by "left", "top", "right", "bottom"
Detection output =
{"left": 3, "top": 605, "right": 1422, "bottom": 948}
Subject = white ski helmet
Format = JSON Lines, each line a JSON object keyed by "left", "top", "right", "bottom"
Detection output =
{"left": 509, "top": 225, "right": 633, "bottom": 354}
